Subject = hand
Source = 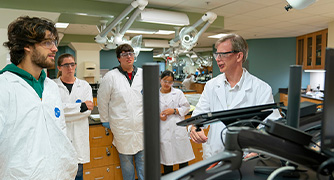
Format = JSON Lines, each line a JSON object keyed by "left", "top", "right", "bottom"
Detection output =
{"left": 244, "top": 152, "right": 258, "bottom": 160}
{"left": 161, "top": 108, "right": 174, "bottom": 116}
{"left": 160, "top": 112, "right": 167, "bottom": 121}
{"left": 102, "top": 122, "right": 110, "bottom": 129}
{"left": 85, "top": 100, "right": 94, "bottom": 110}
{"left": 190, "top": 126, "right": 208, "bottom": 144}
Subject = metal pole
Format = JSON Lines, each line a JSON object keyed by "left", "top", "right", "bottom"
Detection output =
{"left": 143, "top": 63, "right": 161, "bottom": 180}
{"left": 287, "top": 65, "right": 302, "bottom": 128}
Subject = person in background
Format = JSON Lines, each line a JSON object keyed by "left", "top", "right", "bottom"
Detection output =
{"left": 159, "top": 70, "right": 195, "bottom": 175}
{"left": 97, "top": 44, "right": 144, "bottom": 180}
{"left": 54, "top": 53, "right": 94, "bottom": 180}
{"left": 182, "top": 74, "right": 195, "bottom": 90}
{"left": 189, "top": 33, "right": 281, "bottom": 160}
{"left": 0, "top": 16, "right": 77, "bottom": 179}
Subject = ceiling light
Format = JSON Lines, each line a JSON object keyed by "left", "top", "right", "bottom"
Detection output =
{"left": 155, "top": 30, "right": 174, "bottom": 35}
{"left": 140, "top": 47, "right": 153, "bottom": 51}
{"left": 55, "top": 23, "right": 69, "bottom": 28}
{"left": 208, "top": 33, "right": 228, "bottom": 39}
{"left": 304, "top": 69, "right": 326, "bottom": 73}
{"left": 126, "top": 29, "right": 157, "bottom": 34}
{"left": 138, "top": 8, "right": 190, "bottom": 26}
{"left": 143, "top": 39, "right": 169, "bottom": 48}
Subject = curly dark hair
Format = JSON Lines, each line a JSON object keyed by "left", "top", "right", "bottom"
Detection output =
{"left": 115, "top": 44, "right": 134, "bottom": 58}
{"left": 3, "top": 16, "right": 59, "bottom": 65}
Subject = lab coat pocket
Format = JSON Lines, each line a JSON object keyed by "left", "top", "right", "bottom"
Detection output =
{"left": 174, "top": 126, "right": 188, "bottom": 140}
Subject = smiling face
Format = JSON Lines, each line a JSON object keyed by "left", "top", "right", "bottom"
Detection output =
{"left": 215, "top": 39, "right": 242, "bottom": 74}
{"left": 160, "top": 76, "right": 174, "bottom": 92}
{"left": 31, "top": 30, "right": 58, "bottom": 69}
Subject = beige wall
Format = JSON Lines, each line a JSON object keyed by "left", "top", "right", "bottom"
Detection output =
{"left": 0, "top": 28, "right": 9, "bottom": 69}
{"left": 328, "top": 21, "right": 334, "bottom": 48}
{"left": 69, "top": 42, "right": 101, "bottom": 83}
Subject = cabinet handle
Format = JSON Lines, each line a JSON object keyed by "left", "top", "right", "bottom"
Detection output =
{"left": 92, "top": 136, "right": 103, "bottom": 139}
{"left": 106, "top": 147, "right": 111, "bottom": 156}
{"left": 94, "top": 177, "right": 104, "bottom": 180}
{"left": 94, "top": 157, "right": 103, "bottom": 160}
{"left": 105, "top": 128, "right": 109, "bottom": 136}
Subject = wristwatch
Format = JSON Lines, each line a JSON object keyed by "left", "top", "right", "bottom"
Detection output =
{"left": 174, "top": 108, "right": 177, "bottom": 114}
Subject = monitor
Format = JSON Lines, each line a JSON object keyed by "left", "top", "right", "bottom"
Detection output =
{"left": 321, "top": 48, "right": 334, "bottom": 157}
{"left": 177, "top": 102, "right": 282, "bottom": 128}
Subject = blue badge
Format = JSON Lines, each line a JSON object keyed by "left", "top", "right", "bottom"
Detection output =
{"left": 76, "top": 99, "right": 82, "bottom": 103}
{"left": 54, "top": 107, "right": 61, "bottom": 118}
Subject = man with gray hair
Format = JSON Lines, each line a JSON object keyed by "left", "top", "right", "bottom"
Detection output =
{"left": 189, "top": 34, "right": 281, "bottom": 160}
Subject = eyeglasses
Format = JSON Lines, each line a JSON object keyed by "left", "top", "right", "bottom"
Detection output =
{"left": 161, "top": 80, "right": 174, "bottom": 85}
{"left": 213, "top": 51, "right": 240, "bottom": 59}
{"left": 120, "top": 52, "right": 135, "bottom": 58}
{"left": 40, "top": 39, "right": 58, "bottom": 49}
{"left": 60, "top": 63, "right": 76, "bottom": 68}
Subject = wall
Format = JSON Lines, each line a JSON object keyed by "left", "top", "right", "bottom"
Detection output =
{"left": 328, "top": 21, "right": 334, "bottom": 48}
{"left": 247, "top": 37, "right": 310, "bottom": 102}
{"left": 100, "top": 50, "right": 154, "bottom": 69}
{"left": 0, "top": 28, "right": 9, "bottom": 69}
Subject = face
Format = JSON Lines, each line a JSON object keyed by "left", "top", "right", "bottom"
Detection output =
{"left": 215, "top": 39, "right": 242, "bottom": 74}
{"left": 160, "top": 76, "right": 174, "bottom": 91}
{"left": 57, "top": 57, "right": 76, "bottom": 78}
{"left": 31, "top": 30, "right": 58, "bottom": 69}
{"left": 118, "top": 51, "right": 135, "bottom": 69}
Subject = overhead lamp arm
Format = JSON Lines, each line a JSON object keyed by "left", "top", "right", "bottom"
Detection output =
{"left": 169, "top": 11, "right": 217, "bottom": 47}
{"left": 94, "top": 0, "right": 148, "bottom": 43}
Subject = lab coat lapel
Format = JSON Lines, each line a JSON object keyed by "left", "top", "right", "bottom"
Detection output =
{"left": 229, "top": 71, "right": 252, "bottom": 109}
{"left": 214, "top": 76, "right": 228, "bottom": 110}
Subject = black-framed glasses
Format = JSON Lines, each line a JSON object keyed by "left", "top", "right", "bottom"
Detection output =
{"left": 120, "top": 52, "right": 135, "bottom": 58}
{"left": 213, "top": 51, "right": 240, "bottom": 59}
{"left": 40, "top": 39, "right": 58, "bottom": 49}
{"left": 60, "top": 63, "right": 76, "bottom": 68}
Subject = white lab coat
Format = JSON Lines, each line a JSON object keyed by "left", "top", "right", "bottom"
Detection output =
{"left": 160, "top": 87, "right": 195, "bottom": 165}
{"left": 54, "top": 77, "right": 92, "bottom": 164}
{"left": 182, "top": 75, "right": 195, "bottom": 90}
{"left": 0, "top": 72, "right": 77, "bottom": 179}
{"left": 97, "top": 68, "right": 143, "bottom": 154}
{"left": 192, "top": 69, "right": 281, "bottom": 159}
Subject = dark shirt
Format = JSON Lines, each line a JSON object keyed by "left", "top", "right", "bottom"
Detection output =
{"left": 115, "top": 65, "right": 138, "bottom": 86}
{"left": 61, "top": 80, "right": 88, "bottom": 112}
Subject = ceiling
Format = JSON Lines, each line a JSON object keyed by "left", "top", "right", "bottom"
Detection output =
{"left": 1, "top": 0, "right": 334, "bottom": 55}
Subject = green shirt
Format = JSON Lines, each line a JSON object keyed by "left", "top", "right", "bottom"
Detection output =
{"left": 0, "top": 64, "right": 46, "bottom": 98}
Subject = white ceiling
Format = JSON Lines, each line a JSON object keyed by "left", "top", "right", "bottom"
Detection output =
{"left": 2, "top": 0, "right": 334, "bottom": 54}
{"left": 85, "top": 0, "right": 334, "bottom": 52}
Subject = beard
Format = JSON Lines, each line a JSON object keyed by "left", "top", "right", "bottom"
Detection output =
{"left": 31, "top": 49, "right": 55, "bottom": 69}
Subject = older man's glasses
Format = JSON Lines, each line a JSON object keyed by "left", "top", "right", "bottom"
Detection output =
{"left": 213, "top": 51, "right": 239, "bottom": 59}
{"left": 120, "top": 52, "right": 135, "bottom": 58}
{"left": 60, "top": 63, "right": 76, "bottom": 68}
{"left": 40, "top": 39, "right": 58, "bottom": 49}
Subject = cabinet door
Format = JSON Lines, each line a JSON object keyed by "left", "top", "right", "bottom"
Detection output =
{"left": 83, "top": 166, "right": 114, "bottom": 180}
{"left": 313, "top": 30, "right": 327, "bottom": 69}
{"left": 304, "top": 35, "right": 313, "bottom": 69}
{"left": 89, "top": 125, "right": 113, "bottom": 147}
{"left": 84, "top": 145, "right": 118, "bottom": 169}
{"left": 296, "top": 36, "right": 304, "bottom": 66}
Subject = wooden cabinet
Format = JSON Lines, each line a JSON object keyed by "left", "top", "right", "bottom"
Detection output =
{"left": 296, "top": 29, "right": 328, "bottom": 70}
{"left": 280, "top": 93, "right": 323, "bottom": 108}
{"left": 83, "top": 125, "right": 122, "bottom": 180}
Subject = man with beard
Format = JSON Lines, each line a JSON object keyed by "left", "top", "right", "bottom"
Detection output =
{"left": 0, "top": 16, "right": 78, "bottom": 179}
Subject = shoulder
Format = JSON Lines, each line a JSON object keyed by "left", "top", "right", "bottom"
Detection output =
{"left": 172, "top": 87, "right": 183, "bottom": 94}
{"left": 76, "top": 78, "right": 90, "bottom": 86}
{"left": 245, "top": 71, "right": 270, "bottom": 88}
{"left": 204, "top": 74, "right": 224, "bottom": 87}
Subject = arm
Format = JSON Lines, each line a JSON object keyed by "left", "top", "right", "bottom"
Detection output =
{"left": 257, "top": 84, "right": 282, "bottom": 121}
{"left": 176, "top": 91, "right": 190, "bottom": 116}
{"left": 97, "top": 74, "right": 112, "bottom": 124}
{"left": 62, "top": 83, "right": 94, "bottom": 122}
{"left": 0, "top": 79, "right": 9, "bottom": 134}
{"left": 189, "top": 84, "right": 211, "bottom": 143}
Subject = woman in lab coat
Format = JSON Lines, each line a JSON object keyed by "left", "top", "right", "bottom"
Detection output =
{"left": 54, "top": 53, "right": 94, "bottom": 180}
{"left": 159, "top": 70, "right": 195, "bottom": 174}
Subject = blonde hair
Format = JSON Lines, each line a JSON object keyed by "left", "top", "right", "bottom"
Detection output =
{"left": 215, "top": 33, "right": 248, "bottom": 63}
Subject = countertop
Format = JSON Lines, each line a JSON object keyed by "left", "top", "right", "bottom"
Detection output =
{"left": 279, "top": 88, "right": 323, "bottom": 101}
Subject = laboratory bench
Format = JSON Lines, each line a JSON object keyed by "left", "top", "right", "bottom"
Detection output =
{"left": 279, "top": 88, "right": 323, "bottom": 107}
